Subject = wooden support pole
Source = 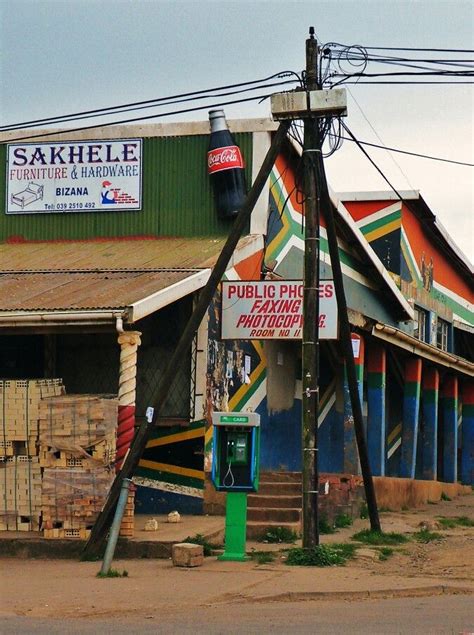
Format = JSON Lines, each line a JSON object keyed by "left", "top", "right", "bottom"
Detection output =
{"left": 82, "top": 120, "right": 290, "bottom": 560}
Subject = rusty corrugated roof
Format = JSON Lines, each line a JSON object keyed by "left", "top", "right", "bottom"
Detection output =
{"left": 0, "top": 237, "right": 226, "bottom": 271}
{"left": 0, "top": 269, "right": 199, "bottom": 311}
{"left": 0, "top": 236, "right": 258, "bottom": 316}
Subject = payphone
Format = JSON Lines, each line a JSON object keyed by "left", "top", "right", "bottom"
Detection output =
{"left": 211, "top": 412, "right": 260, "bottom": 492}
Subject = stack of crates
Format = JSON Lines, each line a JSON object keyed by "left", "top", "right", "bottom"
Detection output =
{"left": 0, "top": 379, "right": 64, "bottom": 531}
{"left": 38, "top": 394, "right": 118, "bottom": 539}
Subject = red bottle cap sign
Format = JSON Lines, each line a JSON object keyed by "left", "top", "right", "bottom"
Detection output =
{"left": 207, "top": 146, "right": 244, "bottom": 174}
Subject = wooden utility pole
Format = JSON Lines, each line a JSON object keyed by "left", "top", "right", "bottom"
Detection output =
{"left": 301, "top": 26, "right": 320, "bottom": 548}
{"left": 301, "top": 26, "right": 381, "bottom": 541}
{"left": 82, "top": 121, "right": 291, "bottom": 560}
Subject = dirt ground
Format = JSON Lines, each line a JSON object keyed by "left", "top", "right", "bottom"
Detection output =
{"left": 249, "top": 490, "right": 474, "bottom": 583}
{"left": 341, "top": 491, "right": 473, "bottom": 582}
{"left": 0, "top": 491, "right": 472, "bottom": 624}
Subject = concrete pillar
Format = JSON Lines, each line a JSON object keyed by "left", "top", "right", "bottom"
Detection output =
{"left": 367, "top": 343, "right": 386, "bottom": 476}
{"left": 400, "top": 357, "right": 422, "bottom": 479}
{"left": 421, "top": 367, "right": 439, "bottom": 480}
{"left": 343, "top": 334, "right": 364, "bottom": 474}
{"left": 461, "top": 381, "right": 474, "bottom": 485}
{"left": 441, "top": 375, "right": 458, "bottom": 483}
{"left": 116, "top": 331, "right": 141, "bottom": 471}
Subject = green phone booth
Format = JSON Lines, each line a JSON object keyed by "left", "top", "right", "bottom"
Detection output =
{"left": 211, "top": 412, "right": 260, "bottom": 561}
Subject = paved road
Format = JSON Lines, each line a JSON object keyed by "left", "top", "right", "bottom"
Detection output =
{"left": 2, "top": 595, "right": 473, "bottom": 634}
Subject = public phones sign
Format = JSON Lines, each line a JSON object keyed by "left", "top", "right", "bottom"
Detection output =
{"left": 221, "top": 280, "right": 338, "bottom": 340}
{"left": 6, "top": 139, "right": 142, "bottom": 214}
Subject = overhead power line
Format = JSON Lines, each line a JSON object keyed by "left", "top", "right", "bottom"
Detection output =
{"left": 327, "top": 43, "right": 474, "bottom": 53}
{"left": 359, "top": 46, "right": 474, "bottom": 53}
{"left": 0, "top": 93, "right": 276, "bottom": 144}
{"left": 0, "top": 71, "right": 302, "bottom": 132}
{"left": 329, "top": 134, "right": 474, "bottom": 167}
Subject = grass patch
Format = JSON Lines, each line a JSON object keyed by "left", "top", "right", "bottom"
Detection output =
{"left": 351, "top": 529, "right": 410, "bottom": 546}
{"left": 96, "top": 568, "right": 128, "bottom": 578}
{"left": 258, "top": 526, "right": 298, "bottom": 544}
{"left": 378, "top": 507, "right": 394, "bottom": 513}
{"left": 318, "top": 516, "right": 336, "bottom": 534}
{"left": 250, "top": 550, "right": 275, "bottom": 565}
{"left": 440, "top": 492, "right": 452, "bottom": 502}
{"left": 378, "top": 547, "right": 394, "bottom": 561}
{"left": 456, "top": 516, "right": 474, "bottom": 527}
{"left": 183, "top": 533, "right": 222, "bottom": 556}
{"left": 414, "top": 529, "right": 443, "bottom": 543}
{"left": 359, "top": 503, "right": 368, "bottom": 519}
{"left": 334, "top": 513, "right": 353, "bottom": 528}
{"left": 286, "top": 543, "right": 357, "bottom": 567}
{"left": 437, "top": 516, "right": 474, "bottom": 529}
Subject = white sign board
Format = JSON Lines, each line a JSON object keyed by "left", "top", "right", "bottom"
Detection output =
{"left": 6, "top": 139, "right": 142, "bottom": 214}
{"left": 221, "top": 280, "right": 338, "bottom": 340}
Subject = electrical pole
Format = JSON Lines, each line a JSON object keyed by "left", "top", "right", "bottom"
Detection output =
{"left": 301, "top": 26, "right": 320, "bottom": 548}
{"left": 299, "top": 26, "right": 381, "bottom": 542}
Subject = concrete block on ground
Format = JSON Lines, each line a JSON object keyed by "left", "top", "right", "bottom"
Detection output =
{"left": 172, "top": 542, "right": 204, "bottom": 568}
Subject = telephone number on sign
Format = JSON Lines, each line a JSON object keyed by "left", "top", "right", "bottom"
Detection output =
{"left": 45, "top": 202, "right": 96, "bottom": 210}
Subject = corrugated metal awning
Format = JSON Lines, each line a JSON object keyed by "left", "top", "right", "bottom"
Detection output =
{"left": 372, "top": 323, "right": 474, "bottom": 377}
{"left": 0, "top": 236, "right": 261, "bottom": 328}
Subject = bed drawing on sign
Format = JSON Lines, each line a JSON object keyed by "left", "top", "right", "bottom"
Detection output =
{"left": 10, "top": 182, "right": 44, "bottom": 209}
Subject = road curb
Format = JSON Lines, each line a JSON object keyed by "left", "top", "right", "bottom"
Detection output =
{"left": 227, "top": 585, "right": 474, "bottom": 604}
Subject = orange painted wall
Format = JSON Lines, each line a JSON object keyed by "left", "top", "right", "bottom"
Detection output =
{"left": 402, "top": 204, "right": 472, "bottom": 301}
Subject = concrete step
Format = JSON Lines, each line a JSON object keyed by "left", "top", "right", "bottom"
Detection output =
{"left": 247, "top": 494, "right": 302, "bottom": 509}
{"left": 257, "top": 481, "right": 301, "bottom": 496}
{"left": 260, "top": 471, "right": 302, "bottom": 483}
{"left": 247, "top": 507, "right": 302, "bottom": 523}
{"left": 246, "top": 520, "right": 301, "bottom": 541}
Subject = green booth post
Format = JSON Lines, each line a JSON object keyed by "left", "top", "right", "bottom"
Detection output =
{"left": 211, "top": 412, "right": 261, "bottom": 562}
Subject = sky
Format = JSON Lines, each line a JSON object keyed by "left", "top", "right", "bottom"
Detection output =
{"left": 1, "top": 0, "right": 473, "bottom": 261}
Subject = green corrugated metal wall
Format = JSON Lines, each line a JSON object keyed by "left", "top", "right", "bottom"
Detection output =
{"left": 0, "top": 133, "right": 253, "bottom": 241}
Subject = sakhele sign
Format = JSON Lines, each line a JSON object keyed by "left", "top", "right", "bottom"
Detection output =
{"left": 221, "top": 280, "right": 338, "bottom": 340}
{"left": 6, "top": 139, "right": 142, "bottom": 214}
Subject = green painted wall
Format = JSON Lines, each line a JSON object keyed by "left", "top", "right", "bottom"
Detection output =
{"left": 0, "top": 133, "right": 253, "bottom": 241}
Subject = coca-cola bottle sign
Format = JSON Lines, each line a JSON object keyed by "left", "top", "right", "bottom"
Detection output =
{"left": 207, "top": 109, "right": 247, "bottom": 219}
{"left": 207, "top": 145, "right": 244, "bottom": 174}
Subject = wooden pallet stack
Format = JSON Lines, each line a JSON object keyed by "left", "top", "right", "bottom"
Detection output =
{"left": 0, "top": 380, "right": 64, "bottom": 531}
{"left": 38, "top": 394, "right": 118, "bottom": 538}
